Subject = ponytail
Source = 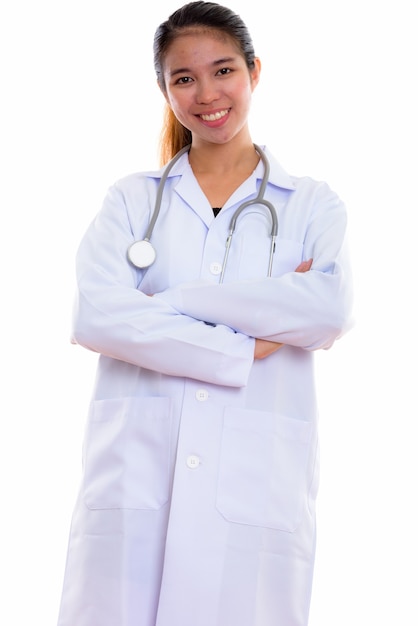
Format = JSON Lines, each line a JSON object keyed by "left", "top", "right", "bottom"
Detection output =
{"left": 158, "top": 104, "right": 192, "bottom": 166}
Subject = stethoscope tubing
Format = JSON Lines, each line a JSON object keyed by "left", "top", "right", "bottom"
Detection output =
{"left": 143, "top": 144, "right": 191, "bottom": 242}
{"left": 127, "top": 144, "right": 278, "bottom": 280}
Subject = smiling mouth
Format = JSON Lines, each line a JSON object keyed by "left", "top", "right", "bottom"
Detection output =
{"left": 199, "top": 109, "right": 230, "bottom": 122}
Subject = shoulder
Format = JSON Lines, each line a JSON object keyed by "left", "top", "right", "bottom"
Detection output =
{"left": 112, "top": 167, "right": 163, "bottom": 193}
{"left": 263, "top": 146, "right": 342, "bottom": 203}
{"left": 100, "top": 168, "right": 164, "bottom": 212}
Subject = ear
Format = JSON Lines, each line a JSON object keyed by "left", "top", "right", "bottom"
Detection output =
{"left": 250, "top": 57, "right": 261, "bottom": 91}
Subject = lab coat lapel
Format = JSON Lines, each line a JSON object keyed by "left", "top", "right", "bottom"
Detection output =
{"left": 162, "top": 146, "right": 296, "bottom": 228}
{"left": 170, "top": 157, "right": 260, "bottom": 221}
{"left": 171, "top": 160, "right": 215, "bottom": 227}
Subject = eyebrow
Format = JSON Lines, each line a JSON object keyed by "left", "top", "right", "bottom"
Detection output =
{"left": 168, "top": 56, "right": 237, "bottom": 78}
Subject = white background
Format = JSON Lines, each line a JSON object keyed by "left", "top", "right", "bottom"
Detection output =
{"left": 1, "top": 0, "right": 417, "bottom": 624}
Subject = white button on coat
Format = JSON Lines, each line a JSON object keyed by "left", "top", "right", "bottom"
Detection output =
{"left": 195, "top": 389, "right": 209, "bottom": 401}
{"left": 209, "top": 261, "right": 222, "bottom": 275}
{"left": 186, "top": 455, "right": 201, "bottom": 469}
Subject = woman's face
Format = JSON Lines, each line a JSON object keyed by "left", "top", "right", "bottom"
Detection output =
{"left": 161, "top": 29, "right": 261, "bottom": 146}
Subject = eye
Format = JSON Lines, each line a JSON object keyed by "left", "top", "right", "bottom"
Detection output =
{"left": 175, "top": 76, "right": 194, "bottom": 85}
{"left": 216, "top": 67, "right": 232, "bottom": 76}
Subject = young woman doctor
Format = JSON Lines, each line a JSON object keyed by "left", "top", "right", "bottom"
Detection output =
{"left": 57, "top": 2, "right": 353, "bottom": 625}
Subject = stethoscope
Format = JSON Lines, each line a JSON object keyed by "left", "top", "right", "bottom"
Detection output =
{"left": 127, "top": 144, "right": 278, "bottom": 282}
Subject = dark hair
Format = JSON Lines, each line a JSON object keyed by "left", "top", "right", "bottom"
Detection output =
{"left": 154, "top": 1, "right": 256, "bottom": 163}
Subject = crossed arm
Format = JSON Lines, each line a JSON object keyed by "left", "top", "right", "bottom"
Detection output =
{"left": 254, "top": 258, "right": 313, "bottom": 359}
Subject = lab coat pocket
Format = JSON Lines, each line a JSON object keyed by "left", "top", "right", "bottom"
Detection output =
{"left": 216, "top": 408, "right": 313, "bottom": 532}
{"left": 233, "top": 221, "right": 303, "bottom": 279}
{"left": 271, "top": 238, "right": 304, "bottom": 276}
{"left": 83, "top": 396, "right": 171, "bottom": 510}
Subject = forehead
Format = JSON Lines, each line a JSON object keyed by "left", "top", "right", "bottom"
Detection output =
{"left": 163, "top": 27, "right": 242, "bottom": 66}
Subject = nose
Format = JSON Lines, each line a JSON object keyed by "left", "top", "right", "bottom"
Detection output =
{"left": 196, "top": 78, "right": 219, "bottom": 104}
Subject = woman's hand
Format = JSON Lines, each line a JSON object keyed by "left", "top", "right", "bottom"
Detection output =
{"left": 254, "top": 258, "right": 313, "bottom": 360}
{"left": 295, "top": 258, "right": 313, "bottom": 273}
{"left": 254, "top": 338, "right": 284, "bottom": 359}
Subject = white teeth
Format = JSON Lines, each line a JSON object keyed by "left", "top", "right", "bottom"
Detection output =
{"left": 200, "top": 109, "right": 229, "bottom": 121}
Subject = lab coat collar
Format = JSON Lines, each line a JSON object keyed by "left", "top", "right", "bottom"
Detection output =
{"left": 142, "top": 145, "right": 296, "bottom": 226}
{"left": 254, "top": 146, "right": 296, "bottom": 191}
{"left": 143, "top": 145, "right": 295, "bottom": 192}
{"left": 142, "top": 150, "right": 190, "bottom": 180}
{"left": 148, "top": 151, "right": 216, "bottom": 225}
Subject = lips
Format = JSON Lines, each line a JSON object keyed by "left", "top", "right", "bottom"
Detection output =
{"left": 199, "top": 109, "right": 230, "bottom": 122}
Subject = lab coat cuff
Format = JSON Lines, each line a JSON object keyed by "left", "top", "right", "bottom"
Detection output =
{"left": 216, "top": 333, "right": 255, "bottom": 387}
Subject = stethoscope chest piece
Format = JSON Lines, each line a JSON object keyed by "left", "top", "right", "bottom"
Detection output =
{"left": 127, "top": 239, "right": 156, "bottom": 269}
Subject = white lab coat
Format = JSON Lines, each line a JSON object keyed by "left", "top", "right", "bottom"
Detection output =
{"left": 57, "top": 147, "right": 353, "bottom": 626}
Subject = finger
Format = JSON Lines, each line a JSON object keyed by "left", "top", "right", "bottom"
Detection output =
{"left": 295, "top": 258, "right": 313, "bottom": 273}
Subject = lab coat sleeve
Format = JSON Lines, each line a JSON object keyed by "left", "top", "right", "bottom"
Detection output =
{"left": 71, "top": 184, "right": 255, "bottom": 386}
{"left": 155, "top": 183, "right": 354, "bottom": 351}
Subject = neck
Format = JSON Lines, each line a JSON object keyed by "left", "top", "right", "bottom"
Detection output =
{"left": 187, "top": 139, "right": 261, "bottom": 209}
{"left": 188, "top": 138, "right": 259, "bottom": 175}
